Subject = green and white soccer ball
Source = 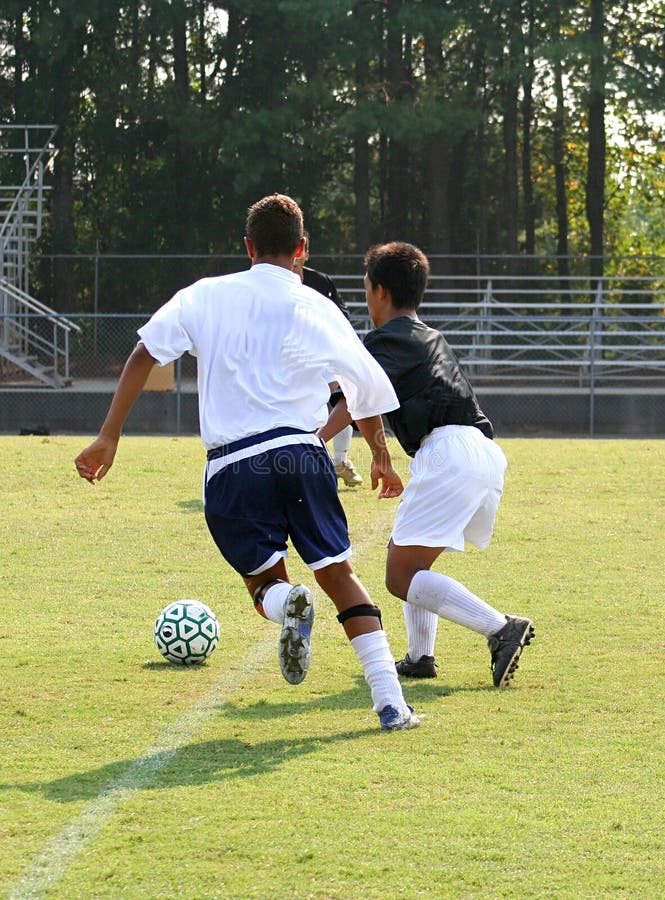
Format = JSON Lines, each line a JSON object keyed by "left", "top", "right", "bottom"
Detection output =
{"left": 154, "top": 599, "right": 220, "bottom": 665}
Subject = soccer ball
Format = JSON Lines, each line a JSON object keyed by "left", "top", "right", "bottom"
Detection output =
{"left": 154, "top": 599, "right": 220, "bottom": 665}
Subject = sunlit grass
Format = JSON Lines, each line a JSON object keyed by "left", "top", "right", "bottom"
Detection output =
{"left": 1, "top": 436, "right": 663, "bottom": 898}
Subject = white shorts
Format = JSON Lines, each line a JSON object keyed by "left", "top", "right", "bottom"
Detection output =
{"left": 391, "top": 425, "right": 507, "bottom": 551}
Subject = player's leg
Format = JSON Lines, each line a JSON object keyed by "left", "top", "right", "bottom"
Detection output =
{"left": 387, "top": 540, "right": 533, "bottom": 687}
{"left": 245, "top": 563, "right": 314, "bottom": 686}
{"left": 314, "top": 560, "right": 419, "bottom": 730}
{"left": 328, "top": 393, "right": 362, "bottom": 486}
{"left": 387, "top": 540, "right": 507, "bottom": 633}
{"left": 204, "top": 445, "right": 314, "bottom": 686}
{"left": 387, "top": 426, "right": 534, "bottom": 686}
{"left": 399, "top": 603, "right": 439, "bottom": 677}
{"left": 386, "top": 544, "right": 440, "bottom": 678}
{"left": 282, "top": 443, "right": 418, "bottom": 729}
{"left": 332, "top": 424, "right": 362, "bottom": 486}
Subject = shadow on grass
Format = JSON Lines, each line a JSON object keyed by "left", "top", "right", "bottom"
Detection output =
{"left": 1, "top": 725, "right": 377, "bottom": 804}
{"left": 140, "top": 660, "right": 216, "bottom": 672}
{"left": 216, "top": 675, "right": 493, "bottom": 724}
{"left": 177, "top": 498, "right": 203, "bottom": 512}
{"left": 137, "top": 663, "right": 497, "bottom": 700}
{"left": 391, "top": 677, "right": 498, "bottom": 702}
{"left": 2, "top": 676, "right": 501, "bottom": 804}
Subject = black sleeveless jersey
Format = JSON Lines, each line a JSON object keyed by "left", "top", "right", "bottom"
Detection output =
{"left": 364, "top": 316, "right": 493, "bottom": 457}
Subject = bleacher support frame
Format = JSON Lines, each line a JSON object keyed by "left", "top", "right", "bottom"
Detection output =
{"left": 0, "top": 124, "right": 80, "bottom": 386}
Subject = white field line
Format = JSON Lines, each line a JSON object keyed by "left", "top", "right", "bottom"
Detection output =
{"left": 7, "top": 632, "right": 275, "bottom": 900}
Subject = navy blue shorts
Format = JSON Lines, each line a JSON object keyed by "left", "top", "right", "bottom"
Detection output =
{"left": 204, "top": 428, "right": 352, "bottom": 577}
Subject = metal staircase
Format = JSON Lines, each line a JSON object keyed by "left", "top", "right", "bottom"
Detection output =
{"left": 0, "top": 124, "right": 80, "bottom": 387}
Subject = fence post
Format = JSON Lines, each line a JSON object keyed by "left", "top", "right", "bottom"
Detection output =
{"left": 175, "top": 356, "right": 182, "bottom": 434}
{"left": 588, "top": 280, "right": 603, "bottom": 436}
{"left": 64, "top": 327, "right": 70, "bottom": 382}
{"left": 93, "top": 243, "right": 99, "bottom": 356}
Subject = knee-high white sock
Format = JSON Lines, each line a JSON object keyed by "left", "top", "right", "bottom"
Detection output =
{"left": 406, "top": 570, "right": 506, "bottom": 638}
{"left": 260, "top": 582, "right": 294, "bottom": 624}
{"left": 403, "top": 602, "right": 439, "bottom": 659}
{"left": 332, "top": 424, "right": 353, "bottom": 464}
{"left": 351, "top": 631, "right": 410, "bottom": 714}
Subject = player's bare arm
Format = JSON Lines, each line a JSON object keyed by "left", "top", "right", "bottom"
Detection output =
{"left": 318, "top": 399, "right": 401, "bottom": 496}
{"left": 75, "top": 342, "right": 157, "bottom": 483}
{"left": 317, "top": 394, "right": 351, "bottom": 442}
{"left": 353, "top": 412, "right": 403, "bottom": 499}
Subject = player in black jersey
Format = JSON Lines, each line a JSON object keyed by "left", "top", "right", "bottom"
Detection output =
{"left": 320, "top": 241, "right": 534, "bottom": 688}
{"left": 294, "top": 231, "right": 363, "bottom": 487}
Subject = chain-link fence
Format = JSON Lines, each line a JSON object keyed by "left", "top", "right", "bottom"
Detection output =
{"left": 2, "top": 253, "right": 665, "bottom": 436}
{"left": 23, "top": 250, "right": 665, "bottom": 312}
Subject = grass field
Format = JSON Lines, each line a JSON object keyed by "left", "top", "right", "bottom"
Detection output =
{"left": 1, "top": 435, "right": 663, "bottom": 899}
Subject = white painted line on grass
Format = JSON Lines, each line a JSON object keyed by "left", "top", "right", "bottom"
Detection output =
{"left": 8, "top": 633, "right": 275, "bottom": 900}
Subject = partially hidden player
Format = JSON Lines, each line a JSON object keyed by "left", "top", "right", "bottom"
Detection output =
{"left": 319, "top": 241, "right": 535, "bottom": 688}
{"left": 74, "top": 195, "right": 420, "bottom": 732}
{"left": 293, "top": 230, "right": 363, "bottom": 487}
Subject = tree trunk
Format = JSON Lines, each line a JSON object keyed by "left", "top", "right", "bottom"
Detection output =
{"left": 13, "top": 13, "right": 24, "bottom": 117}
{"left": 354, "top": 135, "right": 371, "bottom": 253}
{"left": 586, "top": 0, "right": 606, "bottom": 285}
{"left": 172, "top": 0, "right": 189, "bottom": 106}
{"left": 552, "top": 4, "right": 570, "bottom": 288}
{"left": 197, "top": 0, "right": 207, "bottom": 104}
{"left": 502, "top": 79, "right": 520, "bottom": 258}
{"left": 51, "top": 138, "right": 77, "bottom": 309}
{"left": 500, "top": 10, "right": 520, "bottom": 267}
{"left": 47, "top": 8, "right": 85, "bottom": 309}
{"left": 171, "top": 0, "right": 190, "bottom": 250}
{"left": 353, "top": 12, "right": 371, "bottom": 252}
{"left": 384, "top": 0, "right": 410, "bottom": 236}
{"left": 521, "top": 0, "right": 536, "bottom": 257}
{"left": 423, "top": 14, "right": 451, "bottom": 264}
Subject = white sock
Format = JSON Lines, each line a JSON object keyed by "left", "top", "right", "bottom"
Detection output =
{"left": 406, "top": 570, "right": 506, "bottom": 638}
{"left": 351, "top": 631, "right": 409, "bottom": 714}
{"left": 332, "top": 424, "right": 353, "bottom": 465}
{"left": 403, "top": 602, "right": 439, "bottom": 659}
{"left": 260, "top": 582, "right": 293, "bottom": 624}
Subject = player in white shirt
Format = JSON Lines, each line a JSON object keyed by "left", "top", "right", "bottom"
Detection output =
{"left": 75, "top": 194, "right": 420, "bottom": 731}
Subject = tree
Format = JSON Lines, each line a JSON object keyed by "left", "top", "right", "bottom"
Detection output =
{"left": 586, "top": 0, "right": 606, "bottom": 284}
{"left": 0, "top": 0, "right": 663, "bottom": 313}
{"left": 551, "top": 1, "right": 571, "bottom": 285}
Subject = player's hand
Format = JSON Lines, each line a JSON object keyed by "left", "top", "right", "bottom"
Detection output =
{"left": 370, "top": 459, "right": 403, "bottom": 499}
{"left": 74, "top": 435, "right": 118, "bottom": 483}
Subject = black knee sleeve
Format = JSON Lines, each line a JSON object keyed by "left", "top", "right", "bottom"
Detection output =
{"left": 253, "top": 579, "right": 286, "bottom": 614}
{"left": 336, "top": 604, "right": 383, "bottom": 629}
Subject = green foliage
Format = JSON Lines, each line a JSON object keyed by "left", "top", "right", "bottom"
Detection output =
{"left": 1, "top": 436, "right": 664, "bottom": 898}
{"left": 0, "top": 0, "right": 663, "bottom": 301}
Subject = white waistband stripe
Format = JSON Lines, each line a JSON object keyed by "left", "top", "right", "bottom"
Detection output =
{"left": 205, "top": 433, "right": 323, "bottom": 483}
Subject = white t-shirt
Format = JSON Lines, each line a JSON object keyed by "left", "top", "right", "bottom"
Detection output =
{"left": 137, "top": 263, "right": 399, "bottom": 449}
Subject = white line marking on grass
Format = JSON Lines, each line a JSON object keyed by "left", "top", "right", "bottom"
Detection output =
{"left": 8, "top": 633, "right": 275, "bottom": 900}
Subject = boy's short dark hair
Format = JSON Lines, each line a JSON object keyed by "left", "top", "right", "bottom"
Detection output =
{"left": 364, "top": 242, "right": 430, "bottom": 310}
{"left": 246, "top": 194, "right": 304, "bottom": 257}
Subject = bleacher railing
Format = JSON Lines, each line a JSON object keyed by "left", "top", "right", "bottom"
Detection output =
{"left": 1, "top": 261, "right": 663, "bottom": 390}
{"left": 339, "top": 273, "right": 665, "bottom": 385}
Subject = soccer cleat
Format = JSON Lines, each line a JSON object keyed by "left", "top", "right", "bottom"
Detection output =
{"left": 278, "top": 585, "right": 314, "bottom": 685}
{"left": 487, "top": 615, "right": 535, "bottom": 687}
{"left": 334, "top": 459, "right": 363, "bottom": 486}
{"left": 378, "top": 704, "right": 421, "bottom": 731}
{"left": 395, "top": 653, "right": 438, "bottom": 679}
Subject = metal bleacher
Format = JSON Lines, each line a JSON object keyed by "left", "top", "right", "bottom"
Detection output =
{"left": 0, "top": 124, "right": 80, "bottom": 387}
{"left": 339, "top": 272, "right": 665, "bottom": 387}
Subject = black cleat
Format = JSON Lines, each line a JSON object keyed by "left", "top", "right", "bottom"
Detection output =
{"left": 395, "top": 653, "right": 438, "bottom": 679}
{"left": 488, "top": 616, "right": 535, "bottom": 687}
